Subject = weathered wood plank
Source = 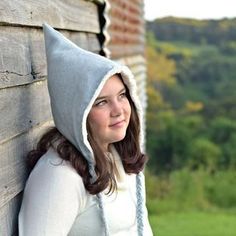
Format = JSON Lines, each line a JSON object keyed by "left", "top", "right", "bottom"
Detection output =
{"left": 0, "top": 193, "right": 22, "bottom": 236}
{"left": 0, "top": 0, "right": 100, "bottom": 33}
{"left": 0, "top": 160, "right": 26, "bottom": 209}
{"left": 116, "top": 54, "right": 146, "bottom": 74}
{"left": 0, "top": 26, "right": 46, "bottom": 89}
{"left": 0, "top": 122, "right": 53, "bottom": 210}
{"left": 0, "top": 26, "right": 100, "bottom": 89}
{"left": 88, "top": 0, "right": 105, "bottom": 4}
{"left": 116, "top": 56, "right": 146, "bottom": 89}
{"left": 108, "top": 44, "right": 144, "bottom": 58}
{"left": 108, "top": 27, "right": 145, "bottom": 44}
{"left": 0, "top": 80, "right": 52, "bottom": 144}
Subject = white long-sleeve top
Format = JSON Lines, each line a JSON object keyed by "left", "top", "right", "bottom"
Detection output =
{"left": 18, "top": 147, "right": 153, "bottom": 236}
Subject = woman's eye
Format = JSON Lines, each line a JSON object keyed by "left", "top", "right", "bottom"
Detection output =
{"left": 119, "top": 92, "right": 127, "bottom": 98}
{"left": 95, "top": 100, "right": 107, "bottom": 106}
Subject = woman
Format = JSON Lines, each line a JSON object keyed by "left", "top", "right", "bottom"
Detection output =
{"left": 18, "top": 23, "right": 153, "bottom": 236}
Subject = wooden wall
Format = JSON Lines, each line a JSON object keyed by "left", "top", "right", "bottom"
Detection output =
{"left": 0, "top": 0, "right": 101, "bottom": 234}
{"left": 0, "top": 0, "right": 146, "bottom": 234}
{"left": 107, "top": 0, "right": 145, "bottom": 58}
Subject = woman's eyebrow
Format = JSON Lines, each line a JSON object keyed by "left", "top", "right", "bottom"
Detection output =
{"left": 95, "top": 87, "right": 126, "bottom": 101}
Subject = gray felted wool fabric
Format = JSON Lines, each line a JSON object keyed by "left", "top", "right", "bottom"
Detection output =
{"left": 43, "top": 23, "right": 145, "bottom": 236}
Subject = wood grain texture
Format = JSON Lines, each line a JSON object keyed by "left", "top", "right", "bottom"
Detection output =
{"left": 108, "top": 44, "right": 144, "bottom": 58}
{"left": 0, "top": 160, "right": 26, "bottom": 209}
{"left": 0, "top": 193, "right": 22, "bottom": 236}
{"left": 106, "top": 0, "right": 145, "bottom": 58}
{"left": 0, "top": 122, "right": 53, "bottom": 210}
{"left": 0, "top": 80, "right": 52, "bottom": 144}
{"left": 87, "top": 0, "right": 105, "bottom": 4}
{"left": 0, "top": 0, "right": 100, "bottom": 33}
{"left": 0, "top": 26, "right": 100, "bottom": 89}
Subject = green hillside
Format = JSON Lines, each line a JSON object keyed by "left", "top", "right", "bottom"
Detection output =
{"left": 145, "top": 17, "right": 236, "bottom": 236}
{"left": 147, "top": 16, "right": 236, "bottom": 46}
{"left": 146, "top": 17, "right": 236, "bottom": 172}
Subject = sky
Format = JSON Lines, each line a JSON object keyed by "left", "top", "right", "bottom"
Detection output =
{"left": 144, "top": 0, "right": 236, "bottom": 21}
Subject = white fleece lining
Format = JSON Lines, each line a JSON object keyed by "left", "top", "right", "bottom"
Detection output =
{"left": 82, "top": 65, "right": 144, "bottom": 163}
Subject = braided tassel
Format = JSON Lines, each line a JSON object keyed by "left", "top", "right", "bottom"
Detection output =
{"left": 136, "top": 173, "right": 144, "bottom": 236}
{"left": 88, "top": 161, "right": 109, "bottom": 235}
{"left": 97, "top": 193, "right": 109, "bottom": 236}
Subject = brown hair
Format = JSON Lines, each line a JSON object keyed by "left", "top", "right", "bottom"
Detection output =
{"left": 27, "top": 81, "right": 147, "bottom": 195}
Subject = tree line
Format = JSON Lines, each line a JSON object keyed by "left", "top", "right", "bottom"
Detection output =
{"left": 146, "top": 17, "right": 236, "bottom": 174}
{"left": 147, "top": 17, "right": 236, "bottom": 47}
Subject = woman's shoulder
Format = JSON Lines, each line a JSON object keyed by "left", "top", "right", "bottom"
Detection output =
{"left": 37, "top": 148, "right": 78, "bottom": 173}
{"left": 19, "top": 150, "right": 89, "bottom": 233}
{"left": 26, "top": 148, "right": 85, "bottom": 193}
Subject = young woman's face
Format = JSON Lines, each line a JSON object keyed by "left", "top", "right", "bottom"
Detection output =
{"left": 88, "top": 75, "right": 131, "bottom": 151}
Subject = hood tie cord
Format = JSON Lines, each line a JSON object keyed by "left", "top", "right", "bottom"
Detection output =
{"left": 97, "top": 175, "right": 144, "bottom": 236}
{"left": 97, "top": 193, "right": 109, "bottom": 236}
{"left": 88, "top": 165, "right": 144, "bottom": 235}
{"left": 88, "top": 162, "right": 109, "bottom": 236}
{"left": 136, "top": 173, "right": 144, "bottom": 236}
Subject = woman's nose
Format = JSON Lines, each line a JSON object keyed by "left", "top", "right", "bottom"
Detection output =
{"left": 110, "top": 101, "right": 122, "bottom": 117}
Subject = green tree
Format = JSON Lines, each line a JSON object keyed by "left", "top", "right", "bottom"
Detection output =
{"left": 188, "top": 138, "right": 222, "bottom": 172}
{"left": 209, "top": 117, "right": 236, "bottom": 168}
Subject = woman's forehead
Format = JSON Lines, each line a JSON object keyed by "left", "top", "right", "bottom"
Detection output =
{"left": 98, "top": 75, "right": 126, "bottom": 97}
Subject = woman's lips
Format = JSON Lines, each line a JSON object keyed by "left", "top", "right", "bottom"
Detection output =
{"left": 109, "top": 120, "right": 125, "bottom": 128}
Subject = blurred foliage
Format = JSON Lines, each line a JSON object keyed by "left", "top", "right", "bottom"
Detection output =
{"left": 146, "top": 169, "right": 236, "bottom": 213}
{"left": 146, "top": 167, "right": 236, "bottom": 234}
{"left": 146, "top": 32, "right": 177, "bottom": 87}
{"left": 145, "top": 17, "right": 236, "bottom": 234}
{"left": 147, "top": 17, "right": 236, "bottom": 46}
{"left": 145, "top": 17, "right": 236, "bottom": 174}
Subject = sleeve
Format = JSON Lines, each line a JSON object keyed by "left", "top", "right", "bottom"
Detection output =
{"left": 18, "top": 155, "right": 86, "bottom": 236}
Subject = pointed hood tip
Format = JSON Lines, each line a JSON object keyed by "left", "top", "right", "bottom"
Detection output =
{"left": 42, "top": 22, "right": 51, "bottom": 31}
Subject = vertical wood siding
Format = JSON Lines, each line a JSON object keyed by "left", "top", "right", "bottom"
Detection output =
{"left": 0, "top": 1, "right": 101, "bottom": 234}
{"left": 107, "top": 0, "right": 145, "bottom": 58}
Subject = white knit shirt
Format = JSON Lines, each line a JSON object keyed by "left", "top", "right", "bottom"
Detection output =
{"left": 18, "top": 147, "right": 153, "bottom": 236}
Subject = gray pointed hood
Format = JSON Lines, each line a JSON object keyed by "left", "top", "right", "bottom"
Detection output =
{"left": 43, "top": 23, "right": 143, "bottom": 173}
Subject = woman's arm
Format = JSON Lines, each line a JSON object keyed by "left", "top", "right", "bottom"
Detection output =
{"left": 18, "top": 152, "right": 85, "bottom": 236}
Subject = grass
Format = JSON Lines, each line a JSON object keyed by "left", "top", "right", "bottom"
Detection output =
{"left": 149, "top": 210, "right": 236, "bottom": 236}
{"left": 145, "top": 169, "right": 236, "bottom": 235}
